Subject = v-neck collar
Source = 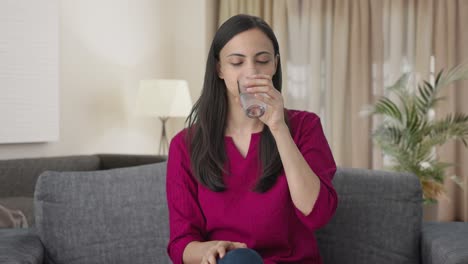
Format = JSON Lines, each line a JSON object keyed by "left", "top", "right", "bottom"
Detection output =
{"left": 225, "top": 132, "right": 261, "bottom": 160}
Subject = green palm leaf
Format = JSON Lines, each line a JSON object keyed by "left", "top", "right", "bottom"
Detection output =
{"left": 436, "top": 63, "right": 468, "bottom": 89}
{"left": 429, "top": 113, "right": 468, "bottom": 146}
{"left": 363, "top": 62, "right": 468, "bottom": 203}
{"left": 373, "top": 97, "right": 403, "bottom": 123}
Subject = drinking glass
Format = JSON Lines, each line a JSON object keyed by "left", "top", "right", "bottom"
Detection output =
{"left": 237, "top": 70, "right": 266, "bottom": 118}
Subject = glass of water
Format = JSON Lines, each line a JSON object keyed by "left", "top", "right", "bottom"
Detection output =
{"left": 237, "top": 70, "right": 266, "bottom": 118}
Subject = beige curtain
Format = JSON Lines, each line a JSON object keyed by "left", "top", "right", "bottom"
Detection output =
{"left": 382, "top": 0, "right": 468, "bottom": 221}
{"left": 432, "top": 0, "right": 468, "bottom": 221}
{"left": 217, "top": 0, "right": 289, "bottom": 94}
{"left": 286, "top": 0, "right": 373, "bottom": 168}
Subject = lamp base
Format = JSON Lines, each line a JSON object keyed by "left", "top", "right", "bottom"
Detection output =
{"left": 159, "top": 116, "right": 169, "bottom": 155}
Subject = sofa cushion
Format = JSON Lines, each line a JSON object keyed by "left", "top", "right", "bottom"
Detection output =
{"left": 315, "top": 168, "right": 423, "bottom": 264}
{"left": 0, "top": 203, "right": 28, "bottom": 228}
{"left": 0, "top": 197, "right": 34, "bottom": 227}
{"left": 422, "top": 222, "right": 468, "bottom": 264}
{"left": 34, "top": 162, "right": 170, "bottom": 264}
{"left": 0, "top": 228, "right": 43, "bottom": 264}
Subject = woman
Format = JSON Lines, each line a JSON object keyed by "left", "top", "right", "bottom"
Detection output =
{"left": 166, "top": 14, "right": 337, "bottom": 264}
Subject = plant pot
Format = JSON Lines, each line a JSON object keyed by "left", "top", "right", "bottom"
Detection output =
{"left": 423, "top": 203, "right": 438, "bottom": 221}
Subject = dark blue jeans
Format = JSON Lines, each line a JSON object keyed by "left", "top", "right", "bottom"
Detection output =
{"left": 217, "top": 248, "right": 264, "bottom": 264}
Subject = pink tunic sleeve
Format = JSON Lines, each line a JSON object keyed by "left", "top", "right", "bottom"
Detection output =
{"left": 291, "top": 111, "right": 338, "bottom": 231}
{"left": 166, "top": 131, "right": 206, "bottom": 264}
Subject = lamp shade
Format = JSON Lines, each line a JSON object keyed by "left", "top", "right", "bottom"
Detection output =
{"left": 136, "top": 79, "right": 192, "bottom": 117}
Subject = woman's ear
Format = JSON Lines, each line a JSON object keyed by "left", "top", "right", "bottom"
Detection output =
{"left": 217, "top": 62, "right": 224, "bottom": 79}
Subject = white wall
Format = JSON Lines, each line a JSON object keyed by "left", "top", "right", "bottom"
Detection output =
{"left": 0, "top": 0, "right": 214, "bottom": 159}
{"left": 0, "top": 1, "right": 59, "bottom": 144}
{"left": 165, "top": 0, "right": 215, "bottom": 137}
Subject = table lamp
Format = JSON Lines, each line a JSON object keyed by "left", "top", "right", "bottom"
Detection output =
{"left": 136, "top": 79, "right": 192, "bottom": 155}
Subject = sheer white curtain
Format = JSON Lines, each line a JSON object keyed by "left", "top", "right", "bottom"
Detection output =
{"left": 285, "top": 0, "right": 373, "bottom": 169}
{"left": 367, "top": 0, "right": 468, "bottom": 221}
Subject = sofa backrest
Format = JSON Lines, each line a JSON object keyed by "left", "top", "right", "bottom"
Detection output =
{"left": 34, "top": 162, "right": 170, "bottom": 264}
{"left": 0, "top": 154, "right": 167, "bottom": 228}
{"left": 32, "top": 162, "right": 423, "bottom": 264}
{"left": 316, "top": 167, "right": 423, "bottom": 264}
{"left": 0, "top": 154, "right": 168, "bottom": 198}
{"left": 0, "top": 155, "right": 101, "bottom": 198}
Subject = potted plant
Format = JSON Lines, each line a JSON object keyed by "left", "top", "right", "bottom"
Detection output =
{"left": 363, "top": 64, "right": 468, "bottom": 204}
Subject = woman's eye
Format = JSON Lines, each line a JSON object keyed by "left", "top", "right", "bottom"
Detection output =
{"left": 230, "top": 62, "right": 243, "bottom": 66}
{"left": 257, "top": 60, "right": 270, "bottom": 64}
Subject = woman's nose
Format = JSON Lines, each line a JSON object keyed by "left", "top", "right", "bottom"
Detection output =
{"left": 244, "top": 60, "right": 259, "bottom": 72}
{"left": 242, "top": 67, "right": 259, "bottom": 76}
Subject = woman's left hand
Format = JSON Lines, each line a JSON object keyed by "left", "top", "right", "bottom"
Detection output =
{"left": 245, "top": 74, "right": 286, "bottom": 132}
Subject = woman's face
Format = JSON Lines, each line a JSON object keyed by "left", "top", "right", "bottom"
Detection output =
{"left": 217, "top": 28, "right": 277, "bottom": 99}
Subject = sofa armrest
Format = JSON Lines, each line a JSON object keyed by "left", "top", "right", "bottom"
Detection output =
{"left": 421, "top": 222, "right": 468, "bottom": 264}
{"left": 96, "top": 153, "right": 167, "bottom": 169}
{"left": 0, "top": 228, "right": 43, "bottom": 264}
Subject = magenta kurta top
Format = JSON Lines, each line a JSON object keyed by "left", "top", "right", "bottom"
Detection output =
{"left": 166, "top": 110, "right": 337, "bottom": 264}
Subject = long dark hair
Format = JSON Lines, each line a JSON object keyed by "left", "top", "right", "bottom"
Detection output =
{"left": 186, "top": 14, "right": 288, "bottom": 193}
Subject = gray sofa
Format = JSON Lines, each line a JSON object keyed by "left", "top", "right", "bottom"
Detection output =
{"left": 1, "top": 154, "right": 467, "bottom": 264}
{"left": 0, "top": 154, "right": 167, "bottom": 227}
